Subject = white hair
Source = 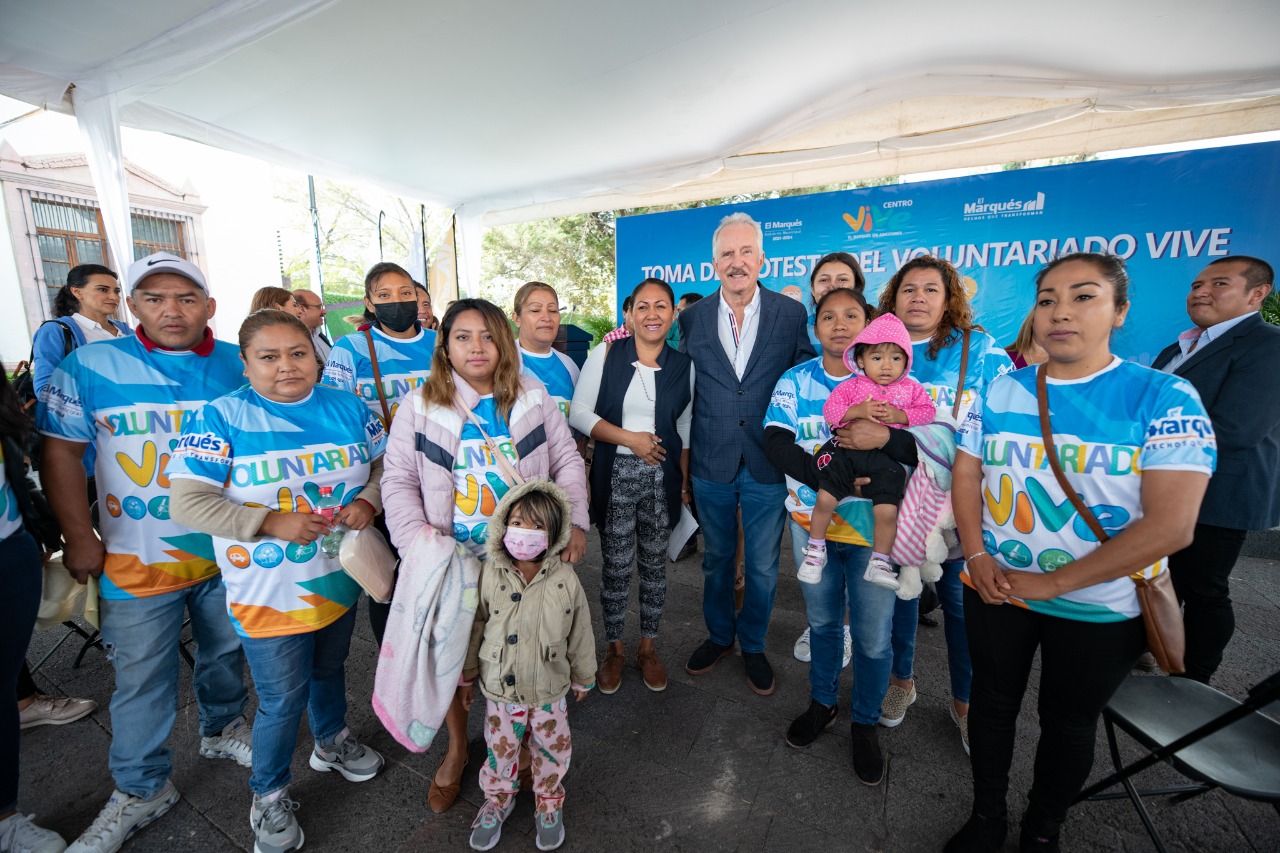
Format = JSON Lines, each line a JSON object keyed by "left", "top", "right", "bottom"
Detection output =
{"left": 711, "top": 212, "right": 764, "bottom": 258}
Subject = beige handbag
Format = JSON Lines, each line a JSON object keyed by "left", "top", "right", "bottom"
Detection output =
{"left": 338, "top": 526, "right": 397, "bottom": 604}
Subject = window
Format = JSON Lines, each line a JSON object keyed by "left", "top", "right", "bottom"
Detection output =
{"left": 29, "top": 193, "right": 191, "bottom": 309}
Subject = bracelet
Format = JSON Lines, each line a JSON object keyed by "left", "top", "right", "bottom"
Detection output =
{"left": 681, "top": 488, "right": 692, "bottom": 494}
{"left": 965, "top": 552, "right": 991, "bottom": 564}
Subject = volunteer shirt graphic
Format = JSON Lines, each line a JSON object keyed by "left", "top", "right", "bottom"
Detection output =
{"left": 167, "top": 384, "right": 387, "bottom": 638}
{"left": 957, "top": 358, "right": 1216, "bottom": 622}
{"left": 36, "top": 333, "right": 245, "bottom": 599}
{"left": 322, "top": 324, "right": 435, "bottom": 423}
{"left": 519, "top": 344, "right": 580, "bottom": 422}
{"left": 452, "top": 395, "right": 516, "bottom": 559}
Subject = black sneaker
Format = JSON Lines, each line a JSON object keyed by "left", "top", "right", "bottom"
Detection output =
{"left": 944, "top": 811, "right": 1009, "bottom": 853}
{"left": 685, "top": 639, "right": 733, "bottom": 675}
{"left": 785, "top": 700, "right": 837, "bottom": 748}
{"left": 850, "top": 723, "right": 884, "bottom": 786}
{"left": 742, "top": 651, "right": 775, "bottom": 695}
{"left": 1019, "top": 823, "right": 1061, "bottom": 852}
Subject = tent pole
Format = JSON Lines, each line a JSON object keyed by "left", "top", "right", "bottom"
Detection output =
{"left": 307, "top": 174, "right": 325, "bottom": 299}
{"left": 377, "top": 210, "right": 385, "bottom": 260}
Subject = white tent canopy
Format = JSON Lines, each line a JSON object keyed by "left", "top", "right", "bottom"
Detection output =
{"left": 2, "top": 0, "right": 1278, "bottom": 286}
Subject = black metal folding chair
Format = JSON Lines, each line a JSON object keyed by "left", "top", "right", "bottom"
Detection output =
{"left": 1075, "top": 670, "right": 1280, "bottom": 853}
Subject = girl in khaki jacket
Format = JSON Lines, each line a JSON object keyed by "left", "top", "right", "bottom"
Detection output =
{"left": 458, "top": 479, "right": 596, "bottom": 852}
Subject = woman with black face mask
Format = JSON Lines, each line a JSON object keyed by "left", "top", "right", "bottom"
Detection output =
{"left": 323, "top": 262, "right": 436, "bottom": 428}
{"left": 322, "top": 261, "right": 437, "bottom": 647}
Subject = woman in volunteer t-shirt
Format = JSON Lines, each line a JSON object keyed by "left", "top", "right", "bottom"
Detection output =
{"left": 843, "top": 255, "right": 1012, "bottom": 750}
{"left": 381, "top": 298, "right": 588, "bottom": 815}
{"left": 946, "top": 253, "right": 1215, "bottom": 852}
{"left": 169, "top": 309, "right": 389, "bottom": 853}
{"left": 323, "top": 261, "right": 436, "bottom": 426}
{"left": 512, "top": 281, "right": 580, "bottom": 424}
{"left": 762, "top": 287, "right": 895, "bottom": 785}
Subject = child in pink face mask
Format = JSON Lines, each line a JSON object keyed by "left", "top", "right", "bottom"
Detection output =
{"left": 457, "top": 479, "right": 597, "bottom": 852}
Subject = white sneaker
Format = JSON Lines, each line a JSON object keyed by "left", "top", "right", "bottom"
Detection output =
{"left": 0, "top": 813, "right": 66, "bottom": 853}
{"left": 842, "top": 625, "right": 853, "bottom": 670}
{"left": 792, "top": 628, "right": 811, "bottom": 663}
{"left": 797, "top": 542, "right": 826, "bottom": 585}
{"left": 863, "top": 556, "right": 899, "bottom": 591}
{"left": 66, "top": 781, "right": 179, "bottom": 853}
{"left": 200, "top": 715, "right": 253, "bottom": 768}
{"left": 250, "top": 789, "right": 304, "bottom": 853}
{"left": 309, "top": 728, "right": 384, "bottom": 782}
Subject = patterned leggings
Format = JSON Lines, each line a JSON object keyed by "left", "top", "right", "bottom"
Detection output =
{"left": 480, "top": 698, "right": 572, "bottom": 813}
{"left": 600, "top": 454, "right": 670, "bottom": 642}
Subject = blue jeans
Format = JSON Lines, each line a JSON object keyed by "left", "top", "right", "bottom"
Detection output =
{"left": 100, "top": 577, "right": 248, "bottom": 799}
{"left": 692, "top": 465, "right": 787, "bottom": 654}
{"left": 240, "top": 606, "right": 356, "bottom": 795}
{"left": 789, "top": 520, "right": 894, "bottom": 725}
{"left": 890, "top": 559, "right": 972, "bottom": 704}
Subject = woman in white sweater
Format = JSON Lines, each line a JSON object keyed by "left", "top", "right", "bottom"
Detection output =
{"left": 570, "top": 277, "right": 694, "bottom": 696}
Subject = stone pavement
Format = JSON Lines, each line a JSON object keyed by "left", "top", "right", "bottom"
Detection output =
{"left": 18, "top": 531, "right": 1280, "bottom": 852}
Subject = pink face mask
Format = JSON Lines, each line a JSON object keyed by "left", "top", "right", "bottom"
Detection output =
{"left": 503, "top": 527, "right": 549, "bottom": 561}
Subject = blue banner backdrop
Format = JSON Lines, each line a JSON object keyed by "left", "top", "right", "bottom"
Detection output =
{"left": 615, "top": 141, "right": 1280, "bottom": 363}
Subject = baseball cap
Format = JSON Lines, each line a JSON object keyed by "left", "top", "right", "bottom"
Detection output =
{"left": 127, "top": 252, "right": 209, "bottom": 294}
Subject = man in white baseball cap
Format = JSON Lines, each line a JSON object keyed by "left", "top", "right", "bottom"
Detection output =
{"left": 40, "top": 250, "right": 254, "bottom": 853}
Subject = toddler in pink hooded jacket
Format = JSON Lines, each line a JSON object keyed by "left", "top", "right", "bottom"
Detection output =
{"left": 802, "top": 312, "right": 936, "bottom": 590}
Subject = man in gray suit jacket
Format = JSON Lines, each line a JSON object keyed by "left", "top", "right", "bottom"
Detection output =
{"left": 1151, "top": 255, "right": 1280, "bottom": 683}
{"left": 678, "top": 212, "right": 815, "bottom": 695}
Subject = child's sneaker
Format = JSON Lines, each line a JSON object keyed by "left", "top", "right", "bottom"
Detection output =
{"left": 66, "top": 782, "right": 179, "bottom": 853}
{"left": 797, "top": 542, "right": 826, "bottom": 584}
{"left": 308, "top": 728, "right": 383, "bottom": 782}
{"left": 535, "top": 808, "right": 565, "bottom": 851}
{"left": 863, "top": 556, "right": 899, "bottom": 591}
{"left": 469, "top": 799, "right": 516, "bottom": 851}
{"left": 250, "top": 790, "right": 303, "bottom": 853}
{"left": 842, "top": 624, "right": 853, "bottom": 669}
{"left": 200, "top": 715, "right": 253, "bottom": 768}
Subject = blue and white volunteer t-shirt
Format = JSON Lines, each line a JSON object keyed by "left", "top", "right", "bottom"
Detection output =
{"left": 518, "top": 344, "right": 579, "bottom": 423}
{"left": 37, "top": 335, "right": 244, "bottom": 599}
{"left": 322, "top": 325, "right": 435, "bottom": 424}
{"left": 0, "top": 443, "right": 22, "bottom": 542}
{"left": 912, "top": 328, "right": 1012, "bottom": 422}
{"left": 764, "top": 356, "right": 875, "bottom": 546}
{"left": 453, "top": 396, "right": 517, "bottom": 559}
{"left": 957, "top": 358, "right": 1216, "bottom": 622}
{"left": 167, "top": 384, "right": 387, "bottom": 638}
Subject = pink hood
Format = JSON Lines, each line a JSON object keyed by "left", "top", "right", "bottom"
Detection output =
{"left": 843, "top": 312, "right": 914, "bottom": 375}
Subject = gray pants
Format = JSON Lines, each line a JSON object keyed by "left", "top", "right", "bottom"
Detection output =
{"left": 600, "top": 454, "right": 670, "bottom": 642}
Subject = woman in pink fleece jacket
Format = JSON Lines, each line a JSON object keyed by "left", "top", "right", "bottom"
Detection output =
{"left": 380, "top": 298, "right": 588, "bottom": 816}
{"left": 802, "top": 312, "right": 935, "bottom": 590}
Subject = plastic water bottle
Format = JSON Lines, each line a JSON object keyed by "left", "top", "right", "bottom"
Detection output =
{"left": 314, "top": 486, "right": 346, "bottom": 557}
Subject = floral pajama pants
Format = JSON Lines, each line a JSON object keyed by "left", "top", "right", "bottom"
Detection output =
{"left": 480, "top": 697, "right": 573, "bottom": 813}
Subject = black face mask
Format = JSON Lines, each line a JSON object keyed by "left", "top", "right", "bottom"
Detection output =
{"left": 373, "top": 300, "right": 419, "bottom": 333}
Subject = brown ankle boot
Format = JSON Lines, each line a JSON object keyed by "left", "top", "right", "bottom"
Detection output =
{"left": 598, "top": 641, "right": 624, "bottom": 694}
{"left": 637, "top": 642, "right": 668, "bottom": 692}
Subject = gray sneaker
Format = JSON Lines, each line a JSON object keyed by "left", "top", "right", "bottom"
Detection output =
{"left": 250, "top": 790, "right": 303, "bottom": 853}
{"left": 535, "top": 808, "right": 565, "bottom": 851}
{"left": 308, "top": 728, "right": 384, "bottom": 782}
{"left": 0, "top": 812, "right": 66, "bottom": 853}
{"left": 200, "top": 715, "right": 253, "bottom": 768}
{"left": 469, "top": 799, "right": 516, "bottom": 851}
{"left": 66, "top": 781, "right": 180, "bottom": 853}
{"left": 877, "top": 682, "right": 917, "bottom": 728}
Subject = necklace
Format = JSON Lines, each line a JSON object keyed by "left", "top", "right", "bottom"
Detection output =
{"left": 632, "top": 361, "right": 657, "bottom": 402}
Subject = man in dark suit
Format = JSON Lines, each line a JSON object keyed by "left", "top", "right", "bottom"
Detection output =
{"left": 678, "top": 212, "right": 815, "bottom": 695}
{"left": 1152, "top": 255, "right": 1280, "bottom": 683}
